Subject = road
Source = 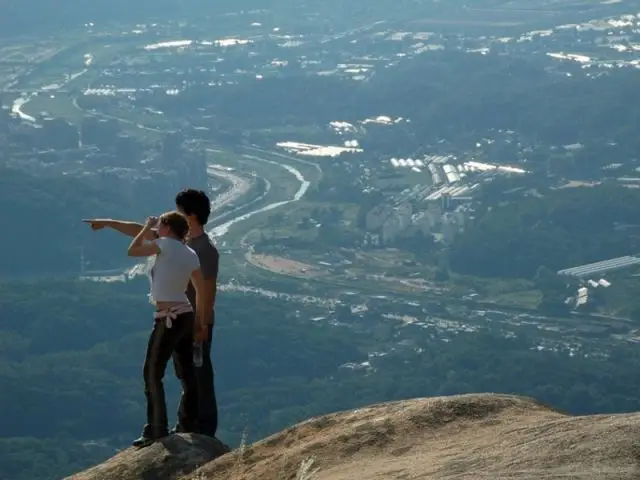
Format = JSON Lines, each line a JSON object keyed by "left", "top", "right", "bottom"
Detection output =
{"left": 10, "top": 69, "right": 89, "bottom": 123}
{"left": 207, "top": 165, "right": 256, "bottom": 214}
{"left": 22, "top": 79, "right": 634, "bottom": 334}
{"left": 71, "top": 96, "right": 175, "bottom": 134}
{"left": 120, "top": 150, "right": 310, "bottom": 279}
{"left": 14, "top": 71, "right": 636, "bottom": 350}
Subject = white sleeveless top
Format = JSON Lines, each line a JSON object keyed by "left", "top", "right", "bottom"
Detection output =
{"left": 148, "top": 237, "right": 200, "bottom": 304}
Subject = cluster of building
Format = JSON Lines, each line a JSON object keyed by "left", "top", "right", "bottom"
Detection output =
{"left": 388, "top": 153, "right": 526, "bottom": 203}
{"left": 557, "top": 256, "right": 640, "bottom": 279}
{"left": 572, "top": 278, "right": 612, "bottom": 309}
{"left": 363, "top": 197, "right": 473, "bottom": 247}
{"left": 557, "top": 256, "right": 640, "bottom": 308}
{"left": 363, "top": 202, "right": 413, "bottom": 246}
{"left": 425, "top": 160, "right": 525, "bottom": 201}
{"left": 359, "top": 149, "right": 536, "bottom": 248}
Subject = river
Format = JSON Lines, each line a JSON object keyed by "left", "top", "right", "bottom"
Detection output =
{"left": 209, "top": 153, "right": 310, "bottom": 237}
{"left": 120, "top": 150, "right": 310, "bottom": 279}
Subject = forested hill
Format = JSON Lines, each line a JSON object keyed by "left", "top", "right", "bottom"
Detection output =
{"left": 4, "top": 279, "right": 640, "bottom": 479}
{"left": 0, "top": 166, "right": 168, "bottom": 276}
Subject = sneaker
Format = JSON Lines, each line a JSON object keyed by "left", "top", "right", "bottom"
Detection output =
{"left": 133, "top": 425, "right": 169, "bottom": 447}
{"left": 132, "top": 435, "right": 155, "bottom": 448}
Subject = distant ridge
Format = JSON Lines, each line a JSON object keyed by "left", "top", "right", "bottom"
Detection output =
{"left": 0, "top": 0, "right": 228, "bottom": 37}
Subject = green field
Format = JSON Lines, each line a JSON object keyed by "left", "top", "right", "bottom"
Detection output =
{"left": 21, "top": 94, "right": 84, "bottom": 124}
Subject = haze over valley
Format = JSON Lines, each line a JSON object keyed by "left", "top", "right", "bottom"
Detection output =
{"left": 3, "top": 1, "right": 640, "bottom": 478}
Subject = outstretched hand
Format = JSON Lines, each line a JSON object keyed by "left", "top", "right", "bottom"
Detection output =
{"left": 83, "top": 219, "right": 107, "bottom": 231}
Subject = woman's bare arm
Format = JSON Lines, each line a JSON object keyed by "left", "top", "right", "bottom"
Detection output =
{"left": 83, "top": 219, "right": 158, "bottom": 240}
{"left": 127, "top": 217, "right": 161, "bottom": 257}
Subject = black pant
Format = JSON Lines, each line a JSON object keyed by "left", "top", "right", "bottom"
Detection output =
{"left": 174, "top": 323, "right": 218, "bottom": 436}
{"left": 143, "top": 312, "right": 198, "bottom": 438}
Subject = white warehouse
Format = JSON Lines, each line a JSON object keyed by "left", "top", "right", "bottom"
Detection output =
{"left": 557, "top": 255, "right": 640, "bottom": 278}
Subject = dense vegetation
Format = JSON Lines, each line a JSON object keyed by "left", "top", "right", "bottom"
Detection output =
{"left": 3, "top": 279, "right": 640, "bottom": 479}
{"left": 449, "top": 184, "right": 640, "bottom": 280}
{"left": 4, "top": 7, "right": 640, "bottom": 479}
{"left": 0, "top": 167, "right": 171, "bottom": 276}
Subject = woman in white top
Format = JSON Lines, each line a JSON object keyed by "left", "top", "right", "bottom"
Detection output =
{"left": 126, "top": 211, "right": 206, "bottom": 448}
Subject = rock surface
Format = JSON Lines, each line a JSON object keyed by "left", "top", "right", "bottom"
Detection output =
{"left": 71, "top": 394, "right": 640, "bottom": 479}
{"left": 188, "top": 393, "right": 640, "bottom": 479}
{"left": 65, "top": 433, "right": 230, "bottom": 480}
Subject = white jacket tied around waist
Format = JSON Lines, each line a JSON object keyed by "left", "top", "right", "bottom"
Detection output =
{"left": 154, "top": 303, "right": 194, "bottom": 328}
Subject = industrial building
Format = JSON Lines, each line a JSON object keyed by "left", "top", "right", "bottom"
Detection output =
{"left": 557, "top": 256, "right": 640, "bottom": 278}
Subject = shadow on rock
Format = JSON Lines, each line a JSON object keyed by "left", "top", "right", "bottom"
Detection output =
{"left": 66, "top": 433, "right": 231, "bottom": 480}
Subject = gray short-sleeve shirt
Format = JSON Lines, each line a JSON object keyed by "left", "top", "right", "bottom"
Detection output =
{"left": 186, "top": 233, "right": 219, "bottom": 320}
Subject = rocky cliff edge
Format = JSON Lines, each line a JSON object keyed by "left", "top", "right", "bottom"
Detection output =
{"left": 68, "top": 393, "right": 640, "bottom": 480}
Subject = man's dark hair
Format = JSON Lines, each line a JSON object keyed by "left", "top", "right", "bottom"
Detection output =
{"left": 160, "top": 211, "right": 190, "bottom": 240}
{"left": 175, "top": 188, "right": 211, "bottom": 226}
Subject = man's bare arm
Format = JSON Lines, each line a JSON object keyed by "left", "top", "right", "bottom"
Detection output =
{"left": 200, "top": 278, "right": 216, "bottom": 326}
{"left": 83, "top": 219, "right": 157, "bottom": 240}
{"left": 191, "top": 269, "right": 209, "bottom": 342}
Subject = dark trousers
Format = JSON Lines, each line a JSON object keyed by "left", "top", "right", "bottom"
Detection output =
{"left": 174, "top": 324, "right": 218, "bottom": 436}
{"left": 143, "top": 312, "right": 198, "bottom": 438}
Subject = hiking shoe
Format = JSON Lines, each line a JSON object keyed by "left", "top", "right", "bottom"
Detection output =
{"left": 132, "top": 435, "right": 155, "bottom": 448}
{"left": 133, "top": 426, "right": 169, "bottom": 447}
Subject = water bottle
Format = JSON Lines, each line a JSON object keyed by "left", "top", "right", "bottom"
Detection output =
{"left": 193, "top": 342, "right": 203, "bottom": 367}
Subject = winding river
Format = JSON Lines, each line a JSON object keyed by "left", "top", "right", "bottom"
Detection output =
{"left": 208, "top": 153, "right": 310, "bottom": 238}
{"left": 122, "top": 149, "right": 310, "bottom": 279}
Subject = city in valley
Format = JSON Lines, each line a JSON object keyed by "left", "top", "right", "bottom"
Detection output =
{"left": 0, "top": 2, "right": 640, "bottom": 358}
{"left": 3, "top": 0, "right": 640, "bottom": 477}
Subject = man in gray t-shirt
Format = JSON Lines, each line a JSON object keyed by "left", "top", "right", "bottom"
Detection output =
{"left": 174, "top": 189, "right": 219, "bottom": 438}
{"left": 83, "top": 188, "right": 221, "bottom": 438}
{"left": 185, "top": 234, "right": 219, "bottom": 314}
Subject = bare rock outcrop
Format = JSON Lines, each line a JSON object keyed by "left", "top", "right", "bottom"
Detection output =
{"left": 65, "top": 433, "right": 230, "bottom": 480}
{"left": 188, "top": 393, "right": 640, "bottom": 479}
{"left": 70, "top": 394, "right": 640, "bottom": 479}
